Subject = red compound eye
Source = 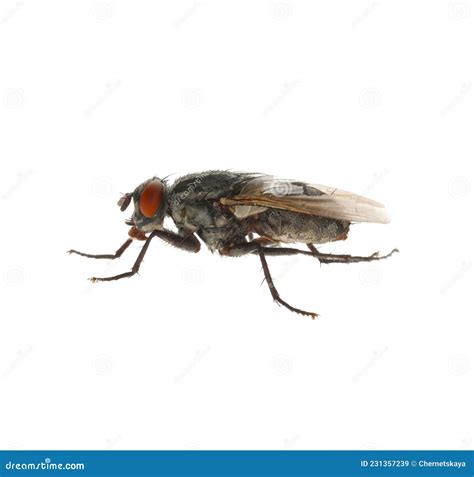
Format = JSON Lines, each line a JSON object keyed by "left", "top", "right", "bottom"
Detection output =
{"left": 139, "top": 180, "right": 163, "bottom": 218}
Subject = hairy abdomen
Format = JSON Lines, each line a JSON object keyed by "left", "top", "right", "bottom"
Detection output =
{"left": 249, "top": 209, "right": 350, "bottom": 244}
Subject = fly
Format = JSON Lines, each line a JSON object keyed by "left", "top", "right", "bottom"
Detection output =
{"left": 69, "top": 170, "right": 398, "bottom": 318}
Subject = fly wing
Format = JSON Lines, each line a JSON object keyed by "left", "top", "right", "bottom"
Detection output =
{"left": 221, "top": 175, "right": 390, "bottom": 224}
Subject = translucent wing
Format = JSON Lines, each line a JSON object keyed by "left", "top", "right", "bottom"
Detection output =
{"left": 220, "top": 175, "right": 390, "bottom": 224}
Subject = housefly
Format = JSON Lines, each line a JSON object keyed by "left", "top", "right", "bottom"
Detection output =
{"left": 69, "top": 171, "right": 398, "bottom": 318}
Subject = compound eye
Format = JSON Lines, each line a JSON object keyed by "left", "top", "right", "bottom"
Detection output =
{"left": 139, "top": 180, "right": 163, "bottom": 218}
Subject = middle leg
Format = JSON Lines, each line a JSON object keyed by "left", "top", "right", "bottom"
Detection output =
{"left": 258, "top": 247, "right": 319, "bottom": 319}
{"left": 222, "top": 241, "right": 319, "bottom": 319}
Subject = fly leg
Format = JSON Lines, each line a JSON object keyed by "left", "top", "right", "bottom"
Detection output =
{"left": 88, "top": 230, "right": 201, "bottom": 282}
{"left": 220, "top": 242, "right": 259, "bottom": 257}
{"left": 68, "top": 226, "right": 147, "bottom": 260}
{"left": 155, "top": 229, "right": 201, "bottom": 253}
{"left": 68, "top": 238, "right": 133, "bottom": 260}
{"left": 220, "top": 237, "right": 278, "bottom": 257}
{"left": 221, "top": 242, "right": 319, "bottom": 319}
{"left": 307, "top": 247, "right": 398, "bottom": 264}
{"left": 69, "top": 226, "right": 201, "bottom": 262}
{"left": 258, "top": 246, "right": 319, "bottom": 319}
{"left": 306, "top": 243, "right": 321, "bottom": 263}
{"left": 223, "top": 241, "right": 397, "bottom": 264}
{"left": 221, "top": 241, "right": 396, "bottom": 318}
{"left": 89, "top": 231, "right": 157, "bottom": 282}
{"left": 261, "top": 246, "right": 399, "bottom": 264}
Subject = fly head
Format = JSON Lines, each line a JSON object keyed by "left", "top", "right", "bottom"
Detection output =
{"left": 118, "top": 177, "right": 168, "bottom": 232}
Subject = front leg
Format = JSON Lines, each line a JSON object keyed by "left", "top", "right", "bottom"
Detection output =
{"left": 155, "top": 229, "right": 201, "bottom": 253}
{"left": 68, "top": 238, "right": 133, "bottom": 260}
{"left": 90, "top": 231, "right": 157, "bottom": 282}
{"left": 83, "top": 230, "right": 201, "bottom": 283}
{"left": 76, "top": 230, "right": 201, "bottom": 283}
{"left": 68, "top": 226, "right": 147, "bottom": 260}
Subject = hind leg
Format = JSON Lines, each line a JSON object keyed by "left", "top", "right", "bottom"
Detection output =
{"left": 262, "top": 246, "right": 399, "bottom": 264}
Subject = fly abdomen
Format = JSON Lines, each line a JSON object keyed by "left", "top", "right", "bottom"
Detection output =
{"left": 250, "top": 209, "right": 350, "bottom": 245}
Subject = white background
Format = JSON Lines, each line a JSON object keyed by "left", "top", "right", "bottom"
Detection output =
{"left": 0, "top": 0, "right": 472, "bottom": 450}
